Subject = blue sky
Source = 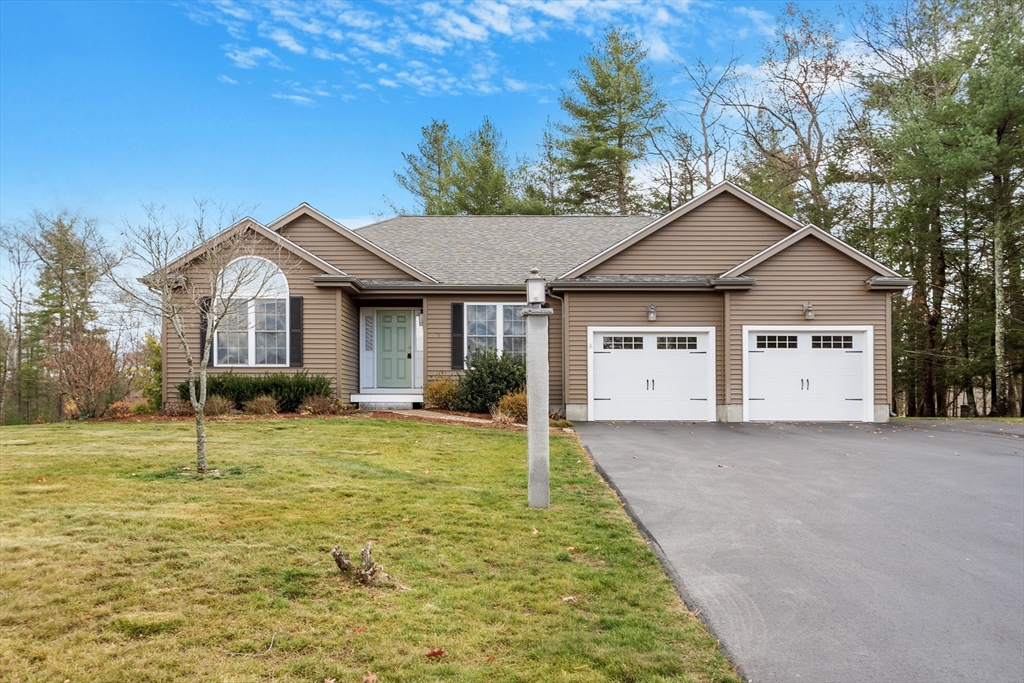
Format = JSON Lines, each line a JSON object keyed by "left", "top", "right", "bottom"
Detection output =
{"left": 0, "top": 0, "right": 852, "bottom": 233}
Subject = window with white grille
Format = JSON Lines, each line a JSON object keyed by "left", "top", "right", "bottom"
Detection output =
{"left": 756, "top": 335, "right": 798, "bottom": 349}
{"left": 603, "top": 336, "right": 644, "bottom": 350}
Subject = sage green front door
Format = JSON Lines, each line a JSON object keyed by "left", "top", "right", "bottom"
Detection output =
{"left": 376, "top": 310, "right": 412, "bottom": 388}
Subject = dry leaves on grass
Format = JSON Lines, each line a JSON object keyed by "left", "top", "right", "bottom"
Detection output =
{"left": 426, "top": 647, "right": 446, "bottom": 658}
{"left": 362, "top": 674, "right": 378, "bottom": 683}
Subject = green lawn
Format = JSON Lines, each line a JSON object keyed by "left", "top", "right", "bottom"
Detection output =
{"left": 0, "top": 418, "right": 739, "bottom": 683}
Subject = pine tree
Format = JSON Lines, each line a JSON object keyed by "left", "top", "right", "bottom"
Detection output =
{"left": 393, "top": 119, "right": 460, "bottom": 215}
{"left": 559, "top": 26, "right": 664, "bottom": 215}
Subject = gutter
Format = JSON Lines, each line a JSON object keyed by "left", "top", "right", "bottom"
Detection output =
{"left": 865, "top": 276, "right": 916, "bottom": 291}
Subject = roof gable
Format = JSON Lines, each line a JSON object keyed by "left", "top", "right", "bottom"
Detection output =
{"left": 162, "top": 217, "right": 346, "bottom": 277}
{"left": 721, "top": 225, "right": 901, "bottom": 279}
{"left": 560, "top": 182, "right": 805, "bottom": 279}
{"left": 267, "top": 204, "right": 437, "bottom": 283}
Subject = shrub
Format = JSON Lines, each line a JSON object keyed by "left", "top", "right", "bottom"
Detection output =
{"left": 203, "top": 395, "right": 234, "bottom": 416}
{"left": 243, "top": 395, "right": 278, "bottom": 415}
{"left": 423, "top": 376, "right": 459, "bottom": 410}
{"left": 455, "top": 350, "right": 526, "bottom": 414}
{"left": 163, "top": 401, "right": 193, "bottom": 417}
{"left": 176, "top": 372, "right": 332, "bottom": 413}
{"left": 493, "top": 389, "right": 528, "bottom": 424}
{"left": 105, "top": 401, "right": 134, "bottom": 419}
{"left": 298, "top": 394, "right": 335, "bottom": 415}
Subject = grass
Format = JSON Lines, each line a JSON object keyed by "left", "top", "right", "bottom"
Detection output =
{"left": 0, "top": 418, "right": 739, "bottom": 683}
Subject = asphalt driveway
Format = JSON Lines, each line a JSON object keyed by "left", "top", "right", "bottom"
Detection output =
{"left": 576, "top": 420, "right": 1024, "bottom": 683}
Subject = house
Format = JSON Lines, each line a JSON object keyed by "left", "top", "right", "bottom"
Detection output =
{"left": 162, "top": 182, "right": 913, "bottom": 423}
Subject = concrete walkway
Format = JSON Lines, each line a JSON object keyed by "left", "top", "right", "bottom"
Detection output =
{"left": 578, "top": 420, "right": 1024, "bottom": 683}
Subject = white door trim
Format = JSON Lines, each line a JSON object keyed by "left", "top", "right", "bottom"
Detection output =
{"left": 359, "top": 307, "right": 423, "bottom": 391}
{"left": 742, "top": 324, "right": 874, "bottom": 422}
{"left": 587, "top": 326, "right": 717, "bottom": 422}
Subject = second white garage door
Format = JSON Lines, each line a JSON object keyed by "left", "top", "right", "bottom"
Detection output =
{"left": 590, "top": 328, "right": 715, "bottom": 421}
{"left": 745, "top": 327, "right": 872, "bottom": 422}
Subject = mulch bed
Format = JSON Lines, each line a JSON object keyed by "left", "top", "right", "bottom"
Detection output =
{"left": 84, "top": 409, "right": 570, "bottom": 433}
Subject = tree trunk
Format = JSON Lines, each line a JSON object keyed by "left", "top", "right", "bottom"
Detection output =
{"left": 195, "top": 410, "right": 207, "bottom": 474}
{"left": 992, "top": 209, "right": 1008, "bottom": 416}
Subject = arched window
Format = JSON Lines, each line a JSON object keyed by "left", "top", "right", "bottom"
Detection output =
{"left": 215, "top": 257, "right": 289, "bottom": 366}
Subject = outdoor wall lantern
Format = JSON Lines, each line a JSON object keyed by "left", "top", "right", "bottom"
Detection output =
{"left": 526, "top": 267, "right": 546, "bottom": 305}
{"left": 648, "top": 304, "right": 657, "bottom": 321}
{"left": 803, "top": 302, "right": 815, "bottom": 320}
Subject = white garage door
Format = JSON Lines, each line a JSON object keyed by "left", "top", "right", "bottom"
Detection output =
{"left": 591, "top": 330, "right": 714, "bottom": 421}
{"left": 746, "top": 329, "right": 870, "bottom": 422}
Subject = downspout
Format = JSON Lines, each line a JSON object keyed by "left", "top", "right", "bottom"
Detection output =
{"left": 547, "top": 290, "right": 568, "bottom": 418}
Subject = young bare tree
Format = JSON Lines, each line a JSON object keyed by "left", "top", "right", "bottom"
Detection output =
{"left": 109, "top": 201, "right": 293, "bottom": 473}
{"left": 0, "top": 226, "right": 33, "bottom": 425}
{"left": 678, "top": 56, "right": 739, "bottom": 192}
{"left": 727, "top": 4, "right": 853, "bottom": 231}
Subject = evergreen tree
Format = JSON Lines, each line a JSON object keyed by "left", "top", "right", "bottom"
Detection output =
{"left": 559, "top": 26, "right": 664, "bottom": 214}
{"left": 451, "top": 117, "right": 512, "bottom": 215}
{"left": 393, "top": 119, "right": 460, "bottom": 215}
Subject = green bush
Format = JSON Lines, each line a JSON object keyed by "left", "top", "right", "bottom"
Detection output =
{"left": 455, "top": 350, "right": 526, "bottom": 414}
{"left": 423, "top": 375, "right": 459, "bottom": 410}
{"left": 176, "top": 372, "right": 332, "bottom": 413}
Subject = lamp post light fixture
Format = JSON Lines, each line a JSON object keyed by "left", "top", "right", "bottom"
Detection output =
{"left": 526, "top": 267, "right": 546, "bottom": 306}
{"left": 648, "top": 303, "right": 657, "bottom": 321}
{"left": 803, "top": 302, "right": 815, "bottom": 320}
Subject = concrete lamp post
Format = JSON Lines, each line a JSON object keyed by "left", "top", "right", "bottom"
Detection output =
{"left": 521, "top": 267, "right": 554, "bottom": 509}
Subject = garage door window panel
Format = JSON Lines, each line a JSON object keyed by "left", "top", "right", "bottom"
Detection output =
{"left": 756, "top": 335, "right": 798, "bottom": 349}
{"left": 603, "top": 336, "right": 644, "bottom": 350}
{"left": 657, "top": 336, "right": 697, "bottom": 350}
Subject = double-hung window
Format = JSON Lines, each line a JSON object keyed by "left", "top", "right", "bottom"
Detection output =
{"left": 214, "top": 257, "right": 290, "bottom": 367}
{"left": 465, "top": 303, "right": 527, "bottom": 362}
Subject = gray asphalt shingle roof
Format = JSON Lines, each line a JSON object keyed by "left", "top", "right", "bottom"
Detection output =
{"left": 356, "top": 215, "right": 653, "bottom": 285}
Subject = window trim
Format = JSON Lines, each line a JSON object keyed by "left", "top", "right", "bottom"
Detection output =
{"left": 213, "top": 256, "right": 290, "bottom": 368}
{"left": 463, "top": 302, "right": 528, "bottom": 362}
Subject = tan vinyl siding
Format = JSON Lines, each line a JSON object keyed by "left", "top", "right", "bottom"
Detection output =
{"left": 338, "top": 291, "right": 359, "bottom": 399}
{"left": 727, "top": 237, "right": 889, "bottom": 403}
{"left": 423, "top": 293, "right": 563, "bottom": 405}
{"left": 163, "top": 238, "right": 344, "bottom": 403}
{"left": 280, "top": 216, "right": 413, "bottom": 279}
{"left": 565, "top": 292, "right": 725, "bottom": 405}
{"left": 589, "top": 193, "right": 794, "bottom": 275}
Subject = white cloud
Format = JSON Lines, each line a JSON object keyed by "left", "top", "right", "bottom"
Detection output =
{"left": 223, "top": 45, "right": 281, "bottom": 69}
{"left": 272, "top": 92, "right": 314, "bottom": 104}
{"left": 437, "top": 11, "right": 489, "bottom": 41}
{"left": 312, "top": 46, "right": 350, "bottom": 61}
{"left": 732, "top": 6, "right": 775, "bottom": 38}
{"left": 191, "top": 0, "right": 739, "bottom": 97}
{"left": 407, "top": 32, "right": 450, "bottom": 53}
{"left": 264, "top": 27, "right": 307, "bottom": 54}
{"left": 378, "top": 77, "right": 400, "bottom": 88}
{"left": 218, "top": 74, "right": 238, "bottom": 84}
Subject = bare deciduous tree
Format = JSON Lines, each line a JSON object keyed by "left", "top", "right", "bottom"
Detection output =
{"left": 109, "top": 201, "right": 294, "bottom": 473}
{"left": 0, "top": 226, "right": 33, "bottom": 425}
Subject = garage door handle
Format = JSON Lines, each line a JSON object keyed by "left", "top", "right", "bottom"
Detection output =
{"left": 646, "top": 379, "right": 649, "bottom": 390}
{"left": 801, "top": 379, "right": 805, "bottom": 390}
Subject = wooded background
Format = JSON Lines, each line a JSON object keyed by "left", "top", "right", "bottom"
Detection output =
{"left": 2, "top": 0, "right": 1020, "bottom": 421}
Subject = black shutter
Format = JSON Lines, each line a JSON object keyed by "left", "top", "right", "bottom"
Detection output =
{"left": 451, "top": 302, "right": 464, "bottom": 370}
{"left": 289, "top": 296, "right": 303, "bottom": 367}
{"left": 200, "top": 296, "right": 213, "bottom": 367}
